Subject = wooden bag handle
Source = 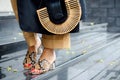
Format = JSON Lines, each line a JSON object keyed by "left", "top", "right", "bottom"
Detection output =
{"left": 37, "top": 0, "right": 82, "bottom": 34}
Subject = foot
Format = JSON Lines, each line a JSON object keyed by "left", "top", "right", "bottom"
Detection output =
{"left": 23, "top": 46, "right": 37, "bottom": 69}
{"left": 23, "top": 41, "right": 42, "bottom": 70}
{"left": 30, "top": 48, "right": 56, "bottom": 74}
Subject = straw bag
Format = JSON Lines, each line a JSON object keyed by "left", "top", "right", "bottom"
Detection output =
{"left": 37, "top": 0, "right": 81, "bottom": 34}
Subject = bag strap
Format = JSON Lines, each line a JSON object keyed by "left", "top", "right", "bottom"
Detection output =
{"left": 45, "top": 0, "right": 67, "bottom": 24}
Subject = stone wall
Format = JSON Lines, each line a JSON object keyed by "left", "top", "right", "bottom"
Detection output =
{"left": 85, "top": 0, "right": 120, "bottom": 32}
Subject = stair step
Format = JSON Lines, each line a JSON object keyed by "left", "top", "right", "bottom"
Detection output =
{"left": 0, "top": 17, "right": 27, "bottom": 56}
{"left": 0, "top": 32, "right": 120, "bottom": 80}
{"left": 80, "top": 22, "right": 108, "bottom": 33}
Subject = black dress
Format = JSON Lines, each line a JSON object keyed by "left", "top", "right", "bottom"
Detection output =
{"left": 17, "top": 0, "right": 86, "bottom": 34}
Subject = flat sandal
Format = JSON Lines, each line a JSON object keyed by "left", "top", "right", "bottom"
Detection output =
{"left": 30, "top": 59, "right": 55, "bottom": 75}
{"left": 23, "top": 46, "right": 42, "bottom": 69}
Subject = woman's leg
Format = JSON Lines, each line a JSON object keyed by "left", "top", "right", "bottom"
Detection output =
{"left": 22, "top": 31, "right": 41, "bottom": 69}
{"left": 41, "top": 33, "right": 70, "bottom": 64}
{"left": 42, "top": 33, "right": 70, "bottom": 49}
{"left": 11, "top": 0, "right": 19, "bottom": 20}
{"left": 41, "top": 33, "right": 70, "bottom": 66}
{"left": 11, "top": 0, "right": 42, "bottom": 69}
{"left": 30, "top": 33, "right": 70, "bottom": 74}
{"left": 23, "top": 31, "right": 41, "bottom": 52}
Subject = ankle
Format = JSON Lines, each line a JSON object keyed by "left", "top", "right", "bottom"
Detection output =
{"left": 44, "top": 48, "right": 54, "bottom": 52}
{"left": 40, "top": 48, "right": 56, "bottom": 63}
{"left": 28, "top": 42, "right": 41, "bottom": 53}
{"left": 27, "top": 46, "right": 36, "bottom": 53}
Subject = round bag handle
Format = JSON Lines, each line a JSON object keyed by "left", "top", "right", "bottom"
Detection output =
{"left": 37, "top": 0, "right": 82, "bottom": 34}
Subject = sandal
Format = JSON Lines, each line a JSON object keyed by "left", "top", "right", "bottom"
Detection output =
{"left": 30, "top": 59, "right": 55, "bottom": 75}
{"left": 23, "top": 46, "right": 42, "bottom": 69}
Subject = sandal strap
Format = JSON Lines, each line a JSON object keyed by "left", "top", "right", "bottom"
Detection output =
{"left": 38, "top": 59, "right": 51, "bottom": 71}
{"left": 29, "top": 52, "right": 36, "bottom": 65}
{"left": 30, "top": 59, "right": 56, "bottom": 74}
{"left": 23, "top": 51, "right": 36, "bottom": 65}
{"left": 23, "top": 51, "right": 29, "bottom": 64}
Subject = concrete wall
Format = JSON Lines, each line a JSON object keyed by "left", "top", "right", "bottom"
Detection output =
{"left": 0, "top": 0, "right": 13, "bottom": 12}
{"left": 85, "top": 0, "right": 120, "bottom": 32}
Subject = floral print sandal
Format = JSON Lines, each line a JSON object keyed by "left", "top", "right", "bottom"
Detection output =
{"left": 23, "top": 51, "right": 36, "bottom": 70}
{"left": 23, "top": 46, "right": 42, "bottom": 69}
{"left": 30, "top": 59, "right": 55, "bottom": 75}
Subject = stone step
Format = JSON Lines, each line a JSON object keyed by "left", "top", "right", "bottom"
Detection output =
{"left": 0, "top": 32, "right": 106, "bottom": 63}
{"left": 0, "top": 32, "right": 120, "bottom": 80}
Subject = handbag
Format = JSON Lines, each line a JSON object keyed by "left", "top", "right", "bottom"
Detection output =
{"left": 37, "top": 0, "right": 82, "bottom": 34}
